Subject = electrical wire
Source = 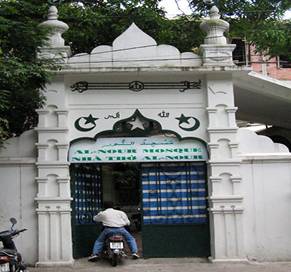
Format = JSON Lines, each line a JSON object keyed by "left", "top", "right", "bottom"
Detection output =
{"left": 60, "top": 36, "right": 230, "bottom": 58}
{"left": 70, "top": 44, "right": 158, "bottom": 57}
{"left": 44, "top": 43, "right": 290, "bottom": 65}
{"left": 36, "top": 22, "right": 291, "bottom": 64}
{"left": 53, "top": 55, "right": 291, "bottom": 65}
{"left": 65, "top": 56, "right": 219, "bottom": 64}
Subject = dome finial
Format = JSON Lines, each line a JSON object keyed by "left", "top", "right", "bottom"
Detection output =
{"left": 199, "top": 3, "right": 229, "bottom": 45}
{"left": 199, "top": 0, "right": 236, "bottom": 66}
{"left": 39, "top": 5, "right": 69, "bottom": 48}
{"left": 47, "top": 5, "right": 58, "bottom": 20}
{"left": 38, "top": 4, "right": 71, "bottom": 60}
{"left": 209, "top": 5, "right": 220, "bottom": 19}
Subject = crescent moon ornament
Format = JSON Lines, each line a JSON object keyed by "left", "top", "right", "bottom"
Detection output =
{"left": 179, "top": 117, "right": 200, "bottom": 131}
{"left": 74, "top": 114, "right": 98, "bottom": 132}
{"left": 175, "top": 114, "right": 200, "bottom": 131}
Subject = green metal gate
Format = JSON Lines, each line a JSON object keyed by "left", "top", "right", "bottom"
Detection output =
{"left": 70, "top": 161, "right": 210, "bottom": 258}
{"left": 70, "top": 164, "right": 102, "bottom": 258}
{"left": 141, "top": 162, "right": 210, "bottom": 257}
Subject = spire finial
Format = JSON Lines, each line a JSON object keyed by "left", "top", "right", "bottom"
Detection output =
{"left": 39, "top": 5, "right": 69, "bottom": 48}
{"left": 209, "top": 5, "right": 220, "bottom": 19}
{"left": 47, "top": 5, "right": 58, "bottom": 20}
{"left": 199, "top": 3, "right": 229, "bottom": 45}
{"left": 199, "top": 0, "right": 236, "bottom": 66}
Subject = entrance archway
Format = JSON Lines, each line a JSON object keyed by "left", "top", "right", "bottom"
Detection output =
{"left": 69, "top": 134, "right": 210, "bottom": 258}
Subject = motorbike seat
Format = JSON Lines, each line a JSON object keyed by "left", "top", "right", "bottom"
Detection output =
{"left": 108, "top": 235, "right": 124, "bottom": 242}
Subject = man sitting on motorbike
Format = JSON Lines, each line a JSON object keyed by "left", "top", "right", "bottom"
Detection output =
{"left": 88, "top": 201, "right": 139, "bottom": 261}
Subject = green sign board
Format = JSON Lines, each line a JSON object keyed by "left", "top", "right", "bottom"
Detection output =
{"left": 69, "top": 136, "right": 207, "bottom": 163}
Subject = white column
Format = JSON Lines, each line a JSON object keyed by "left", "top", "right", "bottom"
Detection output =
{"left": 36, "top": 7, "right": 72, "bottom": 262}
{"left": 205, "top": 74, "right": 246, "bottom": 262}
{"left": 35, "top": 113, "right": 73, "bottom": 266}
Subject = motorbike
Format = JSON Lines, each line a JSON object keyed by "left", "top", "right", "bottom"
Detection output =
{"left": 102, "top": 234, "right": 126, "bottom": 266}
{"left": 0, "top": 218, "right": 28, "bottom": 272}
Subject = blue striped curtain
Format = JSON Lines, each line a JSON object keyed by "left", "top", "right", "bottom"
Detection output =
{"left": 142, "top": 162, "right": 208, "bottom": 224}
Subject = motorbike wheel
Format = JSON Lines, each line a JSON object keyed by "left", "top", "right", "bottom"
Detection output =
{"left": 17, "top": 265, "right": 28, "bottom": 271}
{"left": 9, "top": 264, "right": 28, "bottom": 272}
{"left": 9, "top": 264, "right": 15, "bottom": 272}
{"left": 111, "top": 254, "right": 118, "bottom": 267}
{"left": 16, "top": 268, "right": 29, "bottom": 272}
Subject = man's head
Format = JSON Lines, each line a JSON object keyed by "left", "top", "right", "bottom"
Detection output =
{"left": 103, "top": 201, "right": 114, "bottom": 209}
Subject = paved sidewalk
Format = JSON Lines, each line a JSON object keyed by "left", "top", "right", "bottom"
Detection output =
{"left": 28, "top": 258, "right": 291, "bottom": 272}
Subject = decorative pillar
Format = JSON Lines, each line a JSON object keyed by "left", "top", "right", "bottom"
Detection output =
{"left": 200, "top": 6, "right": 236, "bottom": 67}
{"left": 38, "top": 5, "right": 71, "bottom": 60}
{"left": 200, "top": 5, "right": 246, "bottom": 262}
{"left": 35, "top": 6, "right": 73, "bottom": 266}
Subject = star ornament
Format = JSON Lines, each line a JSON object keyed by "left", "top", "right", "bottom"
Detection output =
{"left": 84, "top": 114, "right": 99, "bottom": 125}
{"left": 175, "top": 114, "right": 191, "bottom": 125}
{"left": 74, "top": 114, "right": 99, "bottom": 132}
{"left": 128, "top": 117, "right": 145, "bottom": 130}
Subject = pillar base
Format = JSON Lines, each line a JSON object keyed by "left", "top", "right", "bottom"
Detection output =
{"left": 199, "top": 44, "right": 236, "bottom": 67}
{"left": 35, "top": 259, "right": 74, "bottom": 267}
{"left": 208, "top": 257, "right": 249, "bottom": 263}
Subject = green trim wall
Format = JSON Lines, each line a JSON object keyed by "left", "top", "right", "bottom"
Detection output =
{"left": 142, "top": 224, "right": 210, "bottom": 257}
{"left": 72, "top": 225, "right": 102, "bottom": 259}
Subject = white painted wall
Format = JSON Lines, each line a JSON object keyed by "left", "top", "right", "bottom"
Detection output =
{"left": 66, "top": 72, "right": 207, "bottom": 143}
{"left": 0, "top": 7, "right": 289, "bottom": 265}
{"left": 0, "top": 130, "right": 38, "bottom": 265}
{"left": 238, "top": 129, "right": 291, "bottom": 261}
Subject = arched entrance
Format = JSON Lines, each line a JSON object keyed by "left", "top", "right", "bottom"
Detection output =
{"left": 69, "top": 134, "right": 210, "bottom": 258}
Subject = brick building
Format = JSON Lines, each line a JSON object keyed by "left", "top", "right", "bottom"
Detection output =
{"left": 232, "top": 40, "right": 291, "bottom": 82}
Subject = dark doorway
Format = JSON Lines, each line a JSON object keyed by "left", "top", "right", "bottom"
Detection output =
{"left": 70, "top": 163, "right": 142, "bottom": 258}
{"left": 71, "top": 161, "right": 210, "bottom": 259}
{"left": 101, "top": 163, "right": 142, "bottom": 255}
{"left": 101, "top": 163, "right": 140, "bottom": 210}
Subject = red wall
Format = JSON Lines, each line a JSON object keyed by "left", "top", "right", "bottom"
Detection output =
{"left": 249, "top": 46, "right": 291, "bottom": 80}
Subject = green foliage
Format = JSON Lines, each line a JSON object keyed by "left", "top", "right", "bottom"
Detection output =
{"left": 251, "top": 20, "right": 291, "bottom": 59}
{"left": 0, "top": 57, "right": 49, "bottom": 136}
{"left": 0, "top": 0, "right": 202, "bottom": 145}
{"left": 0, "top": 90, "right": 9, "bottom": 141}
{"left": 55, "top": 0, "right": 203, "bottom": 54}
{"left": 190, "top": 0, "right": 291, "bottom": 58}
{"left": 158, "top": 16, "right": 204, "bottom": 53}
{"left": 191, "top": 0, "right": 290, "bottom": 19}
{"left": 59, "top": 0, "right": 290, "bottom": 58}
{"left": 0, "top": 0, "right": 290, "bottom": 146}
{"left": 0, "top": 0, "right": 54, "bottom": 144}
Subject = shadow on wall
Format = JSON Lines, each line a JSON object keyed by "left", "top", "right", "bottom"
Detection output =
{"left": 238, "top": 128, "right": 290, "bottom": 154}
{"left": 258, "top": 127, "right": 291, "bottom": 152}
